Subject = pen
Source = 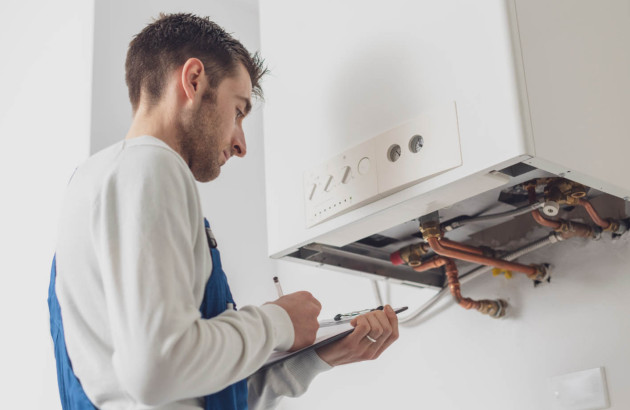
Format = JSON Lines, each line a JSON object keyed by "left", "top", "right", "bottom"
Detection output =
{"left": 273, "top": 276, "right": 284, "bottom": 298}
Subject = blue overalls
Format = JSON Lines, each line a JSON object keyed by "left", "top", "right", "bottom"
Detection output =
{"left": 48, "top": 218, "right": 248, "bottom": 409}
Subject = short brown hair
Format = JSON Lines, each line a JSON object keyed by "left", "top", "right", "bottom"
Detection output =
{"left": 125, "top": 13, "right": 267, "bottom": 112}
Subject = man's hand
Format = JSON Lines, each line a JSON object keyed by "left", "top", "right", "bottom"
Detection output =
{"left": 315, "top": 305, "right": 399, "bottom": 366}
{"left": 270, "top": 291, "right": 321, "bottom": 351}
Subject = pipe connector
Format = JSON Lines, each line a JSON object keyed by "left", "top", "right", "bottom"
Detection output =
{"left": 554, "top": 220, "right": 599, "bottom": 240}
{"left": 420, "top": 221, "right": 442, "bottom": 239}
{"left": 390, "top": 243, "right": 430, "bottom": 266}
{"left": 603, "top": 219, "right": 620, "bottom": 233}
{"left": 544, "top": 178, "right": 587, "bottom": 206}
{"left": 526, "top": 264, "right": 549, "bottom": 282}
{"left": 477, "top": 299, "right": 508, "bottom": 319}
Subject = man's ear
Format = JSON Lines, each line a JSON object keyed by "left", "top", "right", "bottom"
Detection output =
{"left": 181, "top": 58, "right": 206, "bottom": 103}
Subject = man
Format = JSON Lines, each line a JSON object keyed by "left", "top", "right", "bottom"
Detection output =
{"left": 49, "top": 13, "right": 399, "bottom": 409}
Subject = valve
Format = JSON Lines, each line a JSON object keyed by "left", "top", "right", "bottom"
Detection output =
{"left": 390, "top": 243, "right": 430, "bottom": 266}
{"left": 419, "top": 220, "right": 442, "bottom": 239}
{"left": 542, "top": 201, "right": 560, "bottom": 216}
{"left": 492, "top": 268, "right": 513, "bottom": 279}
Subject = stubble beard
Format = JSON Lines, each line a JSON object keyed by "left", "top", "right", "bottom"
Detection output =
{"left": 177, "top": 95, "right": 222, "bottom": 182}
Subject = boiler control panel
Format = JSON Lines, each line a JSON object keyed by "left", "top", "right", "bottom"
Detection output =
{"left": 304, "top": 102, "right": 463, "bottom": 228}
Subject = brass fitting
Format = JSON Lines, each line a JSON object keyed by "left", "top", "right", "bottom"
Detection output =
{"left": 526, "top": 264, "right": 549, "bottom": 282}
{"left": 477, "top": 299, "right": 508, "bottom": 319}
{"left": 603, "top": 219, "right": 620, "bottom": 233}
{"left": 523, "top": 177, "right": 553, "bottom": 191}
{"left": 392, "top": 243, "right": 430, "bottom": 267}
{"left": 544, "top": 178, "right": 587, "bottom": 206}
{"left": 554, "top": 221, "right": 572, "bottom": 234}
{"left": 553, "top": 220, "right": 598, "bottom": 239}
{"left": 420, "top": 221, "right": 442, "bottom": 239}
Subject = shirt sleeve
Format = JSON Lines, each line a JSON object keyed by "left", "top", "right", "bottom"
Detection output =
{"left": 91, "top": 145, "right": 294, "bottom": 406}
{"left": 247, "top": 350, "right": 332, "bottom": 410}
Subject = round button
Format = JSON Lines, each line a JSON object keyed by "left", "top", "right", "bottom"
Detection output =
{"left": 358, "top": 157, "right": 370, "bottom": 175}
{"left": 387, "top": 144, "right": 402, "bottom": 162}
{"left": 409, "top": 135, "right": 424, "bottom": 153}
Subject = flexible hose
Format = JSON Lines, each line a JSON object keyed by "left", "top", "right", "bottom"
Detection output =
{"left": 371, "top": 279, "right": 384, "bottom": 306}
{"left": 398, "top": 233, "right": 560, "bottom": 325}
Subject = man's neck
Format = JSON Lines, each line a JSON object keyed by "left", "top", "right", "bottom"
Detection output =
{"left": 125, "top": 104, "right": 184, "bottom": 160}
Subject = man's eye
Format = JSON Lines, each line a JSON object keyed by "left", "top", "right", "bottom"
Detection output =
{"left": 236, "top": 109, "right": 244, "bottom": 119}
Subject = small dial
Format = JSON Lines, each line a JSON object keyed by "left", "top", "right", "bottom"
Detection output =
{"left": 324, "top": 175, "right": 334, "bottom": 192}
{"left": 409, "top": 135, "right": 424, "bottom": 153}
{"left": 341, "top": 166, "right": 351, "bottom": 184}
{"left": 387, "top": 144, "right": 402, "bottom": 162}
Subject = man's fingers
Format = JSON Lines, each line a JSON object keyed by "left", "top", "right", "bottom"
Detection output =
{"left": 365, "top": 314, "right": 384, "bottom": 341}
{"left": 316, "top": 307, "right": 401, "bottom": 366}
{"left": 350, "top": 316, "right": 370, "bottom": 339}
{"left": 373, "top": 310, "right": 393, "bottom": 339}
{"left": 349, "top": 308, "right": 398, "bottom": 352}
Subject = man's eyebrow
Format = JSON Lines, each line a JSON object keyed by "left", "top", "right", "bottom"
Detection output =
{"left": 237, "top": 96, "right": 252, "bottom": 115}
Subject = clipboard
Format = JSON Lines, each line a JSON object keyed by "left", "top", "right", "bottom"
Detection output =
{"left": 261, "top": 306, "right": 408, "bottom": 369}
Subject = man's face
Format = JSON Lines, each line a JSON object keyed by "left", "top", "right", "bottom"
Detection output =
{"left": 178, "top": 63, "right": 252, "bottom": 182}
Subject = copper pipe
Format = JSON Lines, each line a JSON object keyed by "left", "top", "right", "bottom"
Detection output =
{"left": 411, "top": 256, "right": 446, "bottom": 272}
{"left": 413, "top": 256, "right": 506, "bottom": 317}
{"left": 427, "top": 236, "right": 539, "bottom": 278}
{"left": 578, "top": 199, "right": 611, "bottom": 229}
{"left": 531, "top": 209, "right": 562, "bottom": 229}
{"left": 443, "top": 258, "right": 478, "bottom": 310}
{"left": 443, "top": 258, "right": 507, "bottom": 318}
{"left": 439, "top": 238, "right": 486, "bottom": 256}
{"left": 530, "top": 210, "right": 596, "bottom": 239}
{"left": 526, "top": 186, "right": 597, "bottom": 238}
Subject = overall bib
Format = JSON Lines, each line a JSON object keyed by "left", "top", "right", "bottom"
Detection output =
{"left": 48, "top": 218, "right": 248, "bottom": 409}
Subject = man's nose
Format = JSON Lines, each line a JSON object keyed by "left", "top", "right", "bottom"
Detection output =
{"left": 232, "top": 129, "right": 247, "bottom": 158}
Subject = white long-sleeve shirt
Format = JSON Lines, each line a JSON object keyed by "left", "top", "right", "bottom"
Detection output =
{"left": 55, "top": 136, "right": 330, "bottom": 409}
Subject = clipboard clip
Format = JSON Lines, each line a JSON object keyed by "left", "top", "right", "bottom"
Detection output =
{"left": 334, "top": 306, "right": 383, "bottom": 321}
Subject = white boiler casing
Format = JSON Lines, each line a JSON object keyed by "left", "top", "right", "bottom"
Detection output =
{"left": 259, "top": 0, "right": 630, "bottom": 259}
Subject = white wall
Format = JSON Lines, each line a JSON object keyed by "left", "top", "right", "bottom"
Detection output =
{"left": 0, "top": 1, "right": 95, "bottom": 409}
